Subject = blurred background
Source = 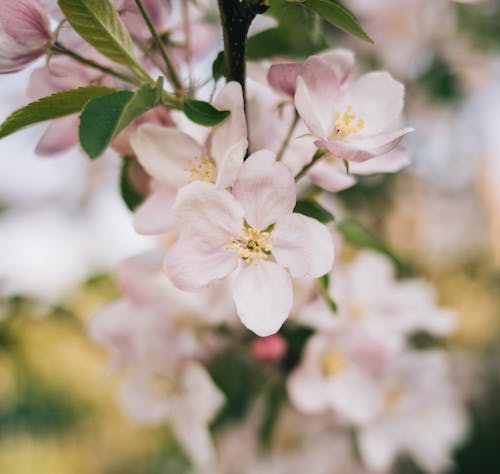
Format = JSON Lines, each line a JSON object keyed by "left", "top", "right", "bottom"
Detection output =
{"left": 1, "top": 0, "right": 500, "bottom": 472}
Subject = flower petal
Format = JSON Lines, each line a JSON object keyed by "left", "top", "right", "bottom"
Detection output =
{"left": 317, "top": 48, "right": 355, "bottom": 84}
{"left": 268, "top": 62, "right": 303, "bottom": 97}
{"left": 164, "top": 232, "right": 237, "bottom": 291}
{"left": 133, "top": 186, "right": 178, "bottom": 235}
{"left": 232, "top": 150, "right": 296, "bottom": 229}
{"left": 342, "top": 71, "right": 405, "bottom": 135}
{"left": 131, "top": 124, "right": 204, "bottom": 189}
{"left": 307, "top": 160, "right": 357, "bottom": 192}
{"left": 349, "top": 146, "right": 411, "bottom": 175}
{"left": 233, "top": 261, "right": 293, "bottom": 336}
{"left": 173, "top": 181, "right": 244, "bottom": 238}
{"left": 215, "top": 137, "right": 247, "bottom": 189}
{"left": 35, "top": 115, "right": 79, "bottom": 155}
{"left": 295, "top": 56, "right": 341, "bottom": 138}
{"left": 273, "top": 213, "right": 334, "bottom": 278}
{"left": 210, "top": 81, "right": 247, "bottom": 163}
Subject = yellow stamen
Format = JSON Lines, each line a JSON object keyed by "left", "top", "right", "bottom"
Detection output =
{"left": 184, "top": 155, "right": 215, "bottom": 183}
{"left": 331, "top": 105, "right": 365, "bottom": 139}
{"left": 321, "top": 350, "right": 345, "bottom": 376}
{"left": 226, "top": 226, "right": 274, "bottom": 265}
{"left": 384, "top": 385, "right": 403, "bottom": 412}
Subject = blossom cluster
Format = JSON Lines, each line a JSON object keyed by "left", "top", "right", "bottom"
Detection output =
{"left": 0, "top": 0, "right": 473, "bottom": 473}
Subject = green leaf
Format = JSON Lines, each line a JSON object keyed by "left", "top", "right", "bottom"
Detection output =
{"left": 183, "top": 99, "right": 230, "bottom": 126}
{"left": 120, "top": 157, "right": 145, "bottom": 211}
{"left": 0, "top": 86, "right": 116, "bottom": 140}
{"left": 212, "top": 51, "right": 225, "bottom": 82}
{"left": 335, "top": 219, "right": 410, "bottom": 272}
{"left": 247, "top": 0, "right": 328, "bottom": 60}
{"left": 79, "top": 83, "right": 162, "bottom": 159}
{"left": 294, "top": 199, "right": 334, "bottom": 223}
{"left": 57, "top": 0, "right": 140, "bottom": 71}
{"left": 302, "top": 0, "right": 373, "bottom": 43}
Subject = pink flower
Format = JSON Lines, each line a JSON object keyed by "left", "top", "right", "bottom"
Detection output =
{"left": 0, "top": 0, "right": 52, "bottom": 73}
{"left": 130, "top": 81, "right": 247, "bottom": 234}
{"left": 294, "top": 54, "right": 412, "bottom": 163}
{"left": 358, "top": 351, "right": 468, "bottom": 473}
{"left": 251, "top": 334, "right": 287, "bottom": 362}
{"left": 287, "top": 325, "right": 400, "bottom": 423}
{"left": 164, "top": 150, "right": 334, "bottom": 336}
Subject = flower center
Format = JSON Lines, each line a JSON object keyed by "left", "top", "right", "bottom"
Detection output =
{"left": 227, "top": 226, "right": 273, "bottom": 264}
{"left": 384, "top": 385, "right": 404, "bottom": 412}
{"left": 321, "top": 350, "right": 345, "bottom": 376}
{"left": 185, "top": 155, "right": 215, "bottom": 183}
{"left": 331, "top": 105, "right": 365, "bottom": 139}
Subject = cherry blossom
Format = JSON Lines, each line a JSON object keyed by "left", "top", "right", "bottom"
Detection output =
{"left": 0, "top": 0, "right": 52, "bottom": 73}
{"left": 164, "top": 150, "right": 334, "bottom": 336}
{"left": 130, "top": 81, "right": 247, "bottom": 234}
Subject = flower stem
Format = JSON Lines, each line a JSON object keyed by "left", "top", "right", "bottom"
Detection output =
{"left": 51, "top": 42, "right": 140, "bottom": 86}
{"left": 134, "top": 0, "right": 183, "bottom": 93}
{"left": 276, "top": 110, "right": 299, "bottom": 161}
{"left": 296, "top": 148, "right": 328, "bottom": 181}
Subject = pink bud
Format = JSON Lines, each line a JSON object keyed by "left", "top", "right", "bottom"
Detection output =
{"left": 0, "top": 0, "right": 52, "bottom": 74}
{"left": 251, "top": 334, "right": 287, "bottom": 362}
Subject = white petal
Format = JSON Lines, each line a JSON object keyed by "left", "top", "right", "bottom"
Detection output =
{"left": 349, "top": 146, "right": 411, "bottom": 175}
{"left": 131, "top": 124, "right": 204, "bottom": 189}
{"left": 232, "top": 150, "right": 296, "bottom": 229}
{"left": 273, "top": 213, "right": 334, "bottom": 278}
{"left": 210, "top": 81, "right": 247, "bottom": 162}
{"left": 173, "top": 181, "right": 244, "bottom": 239}
{"left": 164, "top": 232, "right": 237, "bottom": 291}
{"left": 233, "top": 261, "right": 293, "bottom": 336}
{"left": 317, "top": 48, "right": 355, "bottom": 84}
{"left": 215, "top": 137, "right": 247, "bottom": 189}
{"left": 307, "top": 160, "right": 357, "bottom": 192}
{"left": 295, "top": 56, "right": 341, "bottom": 138}
{"left": 287, "top": 366, "right": 330, "bottom": 414}
{"left": 133, "top": 186, "right": 178, "bottom": 235}
{"left": 343, "top": 71, "right": 405, "bottom": 135}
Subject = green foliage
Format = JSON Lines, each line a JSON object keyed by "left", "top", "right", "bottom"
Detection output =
{"left": 182, "top": 99, "right": 230, "bottom": 126}
{"left": 248, "top": 0, "right": 328, "bottom": 60}
{"left": 259, "top": 382, "right": 286, "bottom": 449}
{"left": 335, "top": 219, "right": 410, "bottom": 273}
{"left": 120, "top": 157, "right": 146, "bottom": 211}
{"left": 212, "top": 51, "right": 225, "bottom": 82}
{"left": 57, "top": 0, "right": 143, "bottom": 75}
{"left": 0, "top": 86, "right": 116, "bottom": 140}
{"left": 294, "top": 199, "right": 334, "bottom": 223}
{"left": 301, "top": 0, "right": 373, "bottom": 43}
{"left": 79, "top": 83, "right": 163, "bottom": 159}
{"left": 419, "top": 57, "right": 461, "bottom": 103}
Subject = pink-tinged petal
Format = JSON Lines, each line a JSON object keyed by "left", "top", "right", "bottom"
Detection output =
{"left": 328, "top": 369, "right": 384, "bottom": 424}
{"left": 317, "top": 127, "right": 412, "bottom": 162}
{"left": 210, "top": 81, "right": 247, "bottom": 163}
{"left": 133, "top": 186, "right": 178, "bottom": 235}
{"left": 215, "top": 137, "right": 247, "bottom": 189}
{"left": 173, "top": 181, "right": 244, "bottom": 238}
{"left": 118, "top": 372, "right": 171, "bottom": 424}
{"left": 317, "top": 49, "right": 355, "bottom": 84}
{"left": 349, "top": 146, "right": 411, "bottom": 175}
{"left": 295, "top": 57, "right": 341, "bottom": 138}
{"left": 131, "top": 124, "right": 204, "bottom": 189}
{"left": 287, "top": 366, "right": 330, "bottom": 414}
{"left": 232, "top": 150, "right": 296, "bottom": 229}
{"left": 233, "top": 261, "right": 293, "bottom": 336}
{"left": 307, "top": 160, "right": 357, "bottom": 192}
{"left": 342, "top": 71, "right": 405, "bottom": 135}
{"left": 164, "top": 232, "right": 237, "bottom": 291}
{"left": 35, "top": 115, "right": 79, "bottom": 156}
{"left": 172, "top": 419, "right": 218, "bottom": 467}
{"left": 178, "top": 362, "right": 225, "bottom": 424}
{"left": 267, "top": 62, "right": 303, "bottom": 97}
{"left": 273, "top": 213, "right": 334, "bottom": 278}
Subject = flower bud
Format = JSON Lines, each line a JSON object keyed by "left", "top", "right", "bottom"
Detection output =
{"left": 251, "top": 335, "right": 287, "bottom": 363}
{"left": 0, "top": 0, "right": 52, "bottom": 74}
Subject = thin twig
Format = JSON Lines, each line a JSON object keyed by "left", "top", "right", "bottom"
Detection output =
{"left": 295, "top": 149, "right": 328, "bottom": 181}
{"left": 134, "top": 0, "right": 183, "bottom": 93}
{"left": 51, "top": 42, "right": 140, "bottom": 86}
{"left": 276, "top": 110, "right": 299, "bottom": 161}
